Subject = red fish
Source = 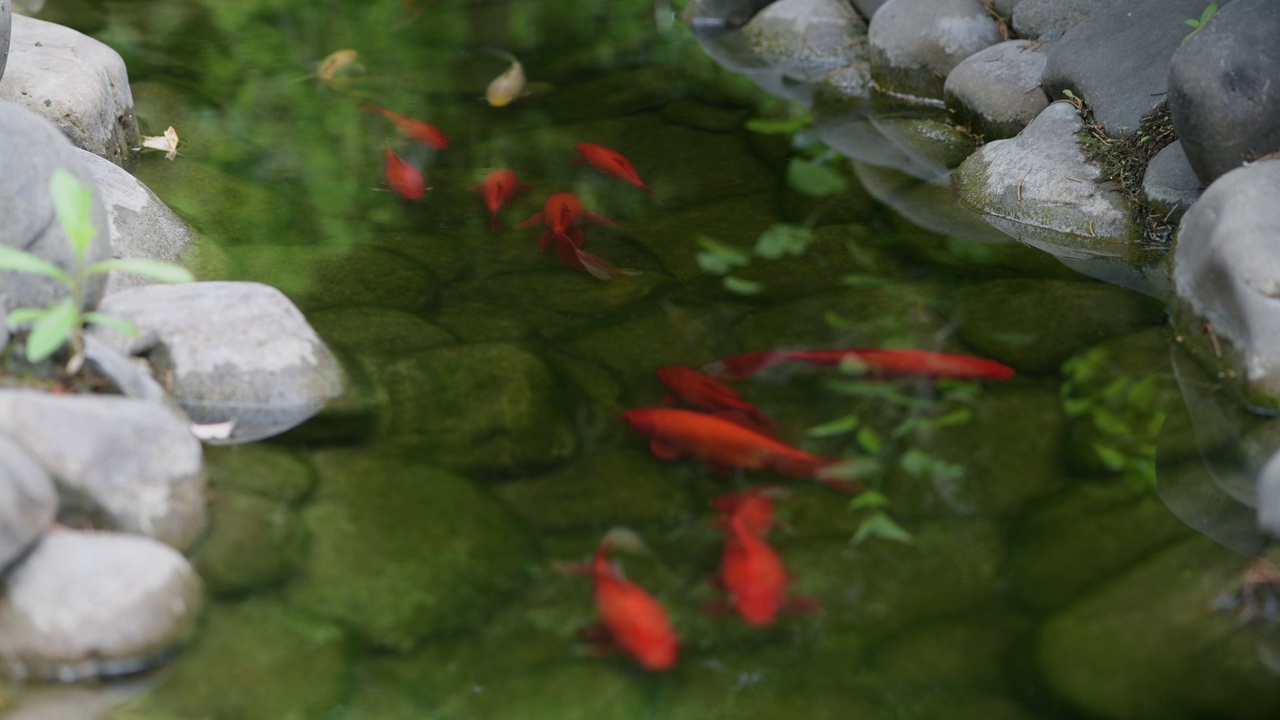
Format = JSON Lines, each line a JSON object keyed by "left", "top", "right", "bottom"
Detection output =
{"left": 575, "top": 142, "right": 656, "bottom": 197}
{"left": 382, "top": 149, "right": 425, "bottom": 199}
{"left": 711, "top": 485, "right": 788, "bottom": 537}
{"left": 362, "top": 102, "right": 450, "bottom": 149}
{"left": 468, "top": 168, "right": 532, "bottom": 232}
{"left": 719, "top": 514, "right": 791, "bottom": 627}
{"left": 517, "top": 193, "right": 637, "bottom": 280}
{"left": 705, "top": 349, "right": 1016, "bottom": 382}
{"left": 564, "top": 539, "right": 680, "bottom": 671}
{"left": 655, "top": 365, "right": 776, "bottom": 436}
{"left": 621, "top": 407, "right": 870, "bottom": 491}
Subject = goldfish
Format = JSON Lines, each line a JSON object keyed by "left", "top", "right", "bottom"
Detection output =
{"left": 383, "top": 149, "right": 425, "bottom": 199}
{"left": 468, "top": 168, "right": 533, "bottom": 232}
{"left": 719, "top": 514, "right": 792, "bottom": 626}
{"left": 711, "top": 485, "right": 789, "bottom": 538}
{"left": 655, "top": 365, "right": 776, "bottom": 436}
{"left": 516, "top": 193, "right": 638, "bottom": 280}
{"left": 484, "top": 50, "right": 528, "bottom": 107}
{"left": 574, "top": 142, "right": 656, "bottom": 198}
{"left": 362, "top": 102, "right": 450, "bottom": 150}
{"left": 621, "top": 407, "right": 872, "bottom": 491}
{"left": 558, "top": 535, "right": 679, "bottom": 671}
{"left": 704, "top": 349, "right": 1017, "bottom": 382}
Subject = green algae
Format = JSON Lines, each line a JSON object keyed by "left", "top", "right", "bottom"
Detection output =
{"left": 193, "top": 488, "right": 308, "bottom": 596}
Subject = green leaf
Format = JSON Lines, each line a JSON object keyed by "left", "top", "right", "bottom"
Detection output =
{"left": 855, "top": 425, "right": 882, "bottom": 454}
{"left": 83, "top": 311, "right": 140, "bottom": 337}
{"left": 934, "top": 408, "right": 974, "bottom": 427}
{"left": 852, "top": 511, "right": 914, "bottom": 545}
{"left": 807, "top": 414, "right": 860, "bottom": 438}
{"left": 824, "top": 310, "right": 852, "bottom": 329}
{"left": 744, "top": 116, "right": 810, "bottom": 134}
{"left": 753, "top": 224, "right": 813, "bottom": 260}
{"left": 7, "top": 307, "right": 49, "bottom": 325}
{"left": 900, "top": 447, "right": 933, "bottom": 476}
{"left": 0, "top": 245, "right": 72, "bottom": 284}
{"left": 25, "top": 297, "right": 78, "bottom": 363}
{"left": 85, "top": 259, "right": 195, "bottom": 283}
{"left": 50, "top": 169, "right": 96, "bottom": 261}
{"left": 1093, "top": 443, "right": 1130, "bottom": 470}
{"left": 695, "top": 236, "right": 751, "bottom": 275}
{"left": 785, "top": 158, "right": 848, "bottom": 197}
{"left": 847, "top": 489, "right": 890, "bottom": 511}
{"left": 722, "top": 275, "right": 764, "bottom": 295}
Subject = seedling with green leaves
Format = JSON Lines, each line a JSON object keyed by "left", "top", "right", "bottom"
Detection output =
{"left": 1184, "top": 3, "right": 1218, "bottom": 43}
{"left": 0, "top": 169, "right": 195, "bottom": 373}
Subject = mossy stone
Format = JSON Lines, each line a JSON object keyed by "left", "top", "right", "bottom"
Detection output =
{"left": 954, "top": 279, "right": 1165, "bottom": 375}
{"left": 203, "top": 443, "right": 317, "bottom": 504}
{"left": 287, "top": 448, "right": 537, "bottom": 649}
{"left": 458, "top": 267, "right": 673, "bottom": 326}
{"left": 382, "top": 343, "right": 577, "bottom": 476}
{"left": 727, "top": 224, "right": 901, "bottom": 302}
{"left": 370, "top": 231, "right": 472, "bottom": 285}
{"left": 437, "top": 661, "right": 650, "bottom": 720}
{"left": 559, "top": 303, "right": 742, "bottom": 385}
{"left": 274, "top": 349, "right": 381, "bottom": 446}
{"left": 733, "top": 283, "right": 951, "bottom": 352}
{"left": 546, "top": 66, "right": 688, "bottom": 123}
{"left": 659, "top": 658, "right": 891, "bottom": 720}
{"left": 1037, "top": 536, "right": 1280, "bottom": 720}
{"left": 872, "top": 613, "right": 1031, "bottom": 693}
{"left": 193, "top": 489, "right": 308, "bottom": 596}
{"left": 432, "top": 300, "right": 540, "bottom": 343}
{"left": 108, "top": 600, "right": 348, "bottom": 720}
{"left": 495, "top": 446, "right": 695, "bottom": 533}
{"left": 1005, "top": 480, "right": 1193, "bottom": 612}
{"left": 135, "top": 158, "right": 286, "bottom": 248}
{"left": 229, "top": 245, "right": 438, "bottom": 313}
{"left": 308, "top": 306, "right": 457, "bottom": 359}
{"left": 662, "top": 99, "right": 751, "bottom": 133}
{"left": 624, "top": 192, "right": 779, "bottom": 281}
{"left": 872, "top": 113, "right": 980, "bottom": 174}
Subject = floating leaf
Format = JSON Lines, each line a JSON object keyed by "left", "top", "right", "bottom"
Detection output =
{"left": 855, "top": 426, "right": 882, "bottom": 454}
{"left": 722, "top": 275, "right": 764, "bottom": 295}
{"left": 695, "top": 235, "right": 751, "bottom": 275}
{"left": 852, "top": 511, "right": 913, "bottom": 545}
{"left": 25, "top": 297, "right": 77, "bottom": 363}
{"left": 754, "top": 223, "right": 813, "bottom": 259}
{"left": 785, "top": 158, "right": 848, "bottom": 197}
{"left": 807, "top": 413, "right": 860, "bottom": 438}
{"left": 847, "top": 489, "right": 890, "bottom": 511}
{"left": 86, "top": 258, "right": 196, "bottom": 283}
{"left": 140, "top": 126, "right": 181, "bottom": 161}
{"left": 0, "top": 245, "right": 71, "bottom": 283}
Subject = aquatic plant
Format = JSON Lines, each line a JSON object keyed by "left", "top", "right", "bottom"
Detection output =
{"left": 0, "top": 169, "right": 194, "bottom": 372}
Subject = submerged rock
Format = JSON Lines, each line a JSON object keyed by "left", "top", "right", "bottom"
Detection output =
{"left": 0, "top": 433, "right": 55, "bottom": 572}
{"left": 193, "top": 488, "right": 308, "bottom": 596}
{"left": 867, "top": 0, "right": 1002, "bottom": 100}
{"left": 944, "top": 40, "right": 1050, "bottom": 140}
{"left": 0, "top": 15, "right": 138, "bottom": 165}
{"left": 0, "top": 529, "right": 202, "bottom": 682}
{"left": 202, "top": 442, "right": 316, "bottom": 504}
{"left": 954, "top": 102, "right": 1140, "bottom": 258}
{"left": 287, "top": 448, "right": 536, "bottom": 649}
{"left": 382, "top": 343, "right": 577, "bottom": 476}
{"left": 1171, "top": 159, "right": 1280, "bottom": 409}
{"left": 1037, "top": 536, "right": 1280, "bottom": 719}
{"left": 1168, "top": 0, "right": 1280, "bottom": 185}
{"left": 230, "top": 245, "right": 439, "bottom": 313}
{"left": 89, "top": 281, "right": 347, "bottom": 443}
{"left": 0, "top": 391, "right": 205, "bottom": 551}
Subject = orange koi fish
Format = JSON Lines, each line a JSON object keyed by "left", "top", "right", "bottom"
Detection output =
{"left": 362, "top": 102, "right": 450, "bottom": 150}
{"left": 621, "top": 408, "right": 871, "bottom": 491}
{"left": 560, "top": 538, "right": 680, "bottom": 671}
{"left": 711, "top": 485, "right": 789, "bottom": 538}
{"left": 468, "top": 168, "right": 532, "bottom": 232}
{"left": 719, "top": 514, "right": 792, "bottom": 626}
{"left": 705, "top": 349, "right": 1016, "bottom": 382}
{"left": 516, "top": 192, "right": 614, "bottom": 248}
{"left": 574, "top": 142, "right": 656, "bottom": 197}
{"left": 383, "top": 149, "right": 425, "bottom": 199}
{"left": 655, "top": 365, "right": 776, "bottom": 436}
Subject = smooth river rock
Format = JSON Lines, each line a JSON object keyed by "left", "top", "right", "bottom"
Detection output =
{"left": 0, "top": 528, "right": 202, "bottom": 682}
{"left": 867, "top": 0, "right": 1002, "bottom": 100}
{"left": 0, "top": 432, "right": 55, "bottom": 572}
{"left": 944, "top": 40, "right": 1050, "bottom": 140}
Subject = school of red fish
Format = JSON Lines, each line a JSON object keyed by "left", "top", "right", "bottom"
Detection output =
{"left": 345, "top": 55, "right": 1019, "bottom": 672}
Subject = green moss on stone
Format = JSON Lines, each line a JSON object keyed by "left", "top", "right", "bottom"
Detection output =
{"left": 194, "top": 489, "right": 308, "bottom": 596}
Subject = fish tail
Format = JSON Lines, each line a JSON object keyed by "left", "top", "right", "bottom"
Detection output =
{"left": 490, "top": 214, "right": 501, "bottom": 233}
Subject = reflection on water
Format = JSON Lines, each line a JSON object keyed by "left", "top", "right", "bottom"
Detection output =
{"left": 10, "top": 0, "right": 1280, "bottom": 718}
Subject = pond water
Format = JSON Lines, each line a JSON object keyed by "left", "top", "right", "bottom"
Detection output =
{"left": 10, "top": 0, "right": 1280, "bottom": 718}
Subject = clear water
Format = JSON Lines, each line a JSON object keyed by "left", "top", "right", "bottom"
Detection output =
{"left": 6, "top": 0, "right": 1279, "bottom": 718}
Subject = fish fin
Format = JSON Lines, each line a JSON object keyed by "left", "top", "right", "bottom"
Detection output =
{"left": 574, "top": 248, "right": 623, "bottom": 281}
{"left": 649, "top": 438, "right": 682, "bottom": 461}
{"left": 490, "top": 214, "right": 501, "bottom": 233}
{"left": 515, "top": 211, "right": 544, "bottom": 229}
{"left": 659, "top": 392, "right": 677, "bottom": 406}
{"left": 580, "top": 210, "right": 615, "bottom": 227}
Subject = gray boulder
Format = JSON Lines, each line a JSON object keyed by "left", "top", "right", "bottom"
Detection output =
{"left": 868, "top": 0, "right": 1002, "bottom": 100}
{"left": 74, "top": 148, "right": 199, "bottom": 295}
{"left": 88, "top": 281, "right": 346, "bottom": 443}
{"left": 0, "top": 432, "right": 55, "bottom": 572}
{"left": 1011, "top": 0, "right": 1121, "bottom": 38}
{"left": 0, "top": 528, "right": 203, "bottom": 681}
{"left": 1257, "top": 449, "right": 1280, "bottom": 542}
{"left": 1169, "top": 0, "right": 1280, "bottom": 185}
{"left": 682, "top": 0, "right": 774, "bottom": 33}
{"left": 1142, "top": 140, "right": 1203, "bottom": 221}
{"left": 1, "top": 0, "right": 9, "bottom": 83}
{"left": 742, "top": 0, "right": 867, "bottom": 82}
{"left": 852, "top": 0, "right": 887, "bottom": 19}
{"left": 1172, "top": 159, "right": 1280, "bottom": 409}
{"left": 0, "top": 15, "right": 137, "bottom": 165}
{"left": 944, "top": 40, "right": 1050, "bottom": 140}
{"left": 0, "top": 391, "right": 206, "bottom": 551}
{"left": 0, "top": 101, "right": 110, "bottom": 313}
{"left": 1042, "top": 0, "right": 1212, "bottom": 137}
{"left": 954, "top": 102, "right": 1139, "bottom": 256}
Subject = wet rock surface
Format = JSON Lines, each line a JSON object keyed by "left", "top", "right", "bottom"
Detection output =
{"left": 1142, "top": 140, "right": 1203, "bottom": 220}
{"left": 0, "top": 529, "right": 202, "bottom": 682}
{"left": 944, "top": 40, "right": 1050, "bottom": 140}
{"left": 1168, "top": 0, "right": 1280, "bottom": 185}
{"left": 1011, "top": 0, "right": 1119, "bottom": 39}
{"left": 741, "top": 0, "right": 867, "bottom": 82}
{"left": 0, "top": 433, "right": 54, "bottom": 572}
{"left": 867, "top": 0, "right": 1002, "bottom": 100}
